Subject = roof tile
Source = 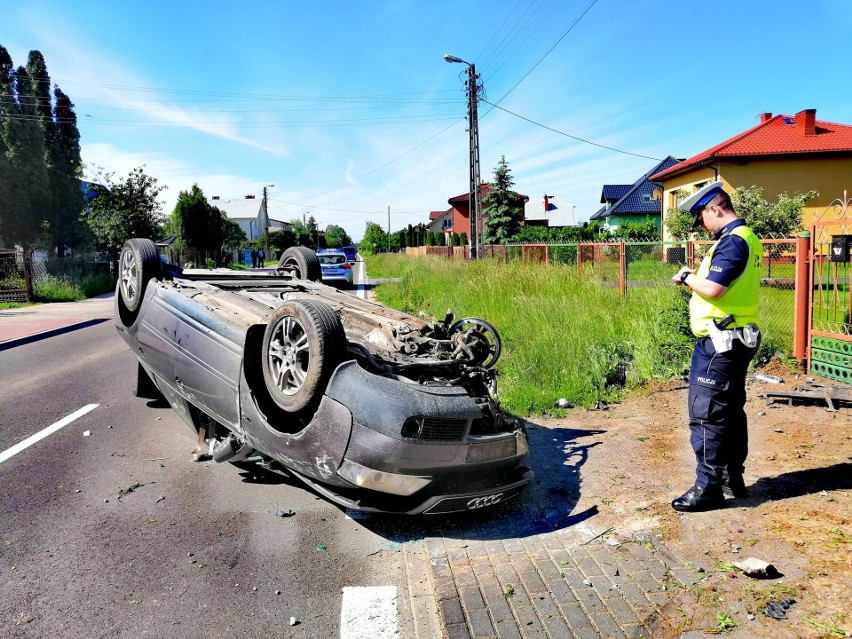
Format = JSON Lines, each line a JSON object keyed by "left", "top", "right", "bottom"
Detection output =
{"left": 652, "top": 110, "right": 852, "bottom": 181}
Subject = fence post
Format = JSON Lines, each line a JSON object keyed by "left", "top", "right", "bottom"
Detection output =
{"left": 619, "top": 242, "right": 626, "bottom": 296}
{"left": 24, "top": 249, "right": 33, "bottom": 302}
{"left": 792, "top": 235, "right": 810, "bottom": 362}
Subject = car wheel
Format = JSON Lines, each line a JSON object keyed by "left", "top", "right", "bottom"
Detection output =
{"left": 276, "top": 247, "right": 321, "bottom": 282}
{"left": 261, "top": 299, "right": 346, "bottom": 414}
{"left": 449, "top": 317, "right": 502, "bottom": 368}
{"left": 119, "top": 238, "right": 160, "bottom": 313}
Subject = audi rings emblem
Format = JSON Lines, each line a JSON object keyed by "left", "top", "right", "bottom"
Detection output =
{"left": 466, "top": 493, "right": 504, "bottom": 509}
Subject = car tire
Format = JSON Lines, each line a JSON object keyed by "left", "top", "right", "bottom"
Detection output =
{"left": 448, "top": 317, "right": 502, "bottom": 368}
{"left": 119, "top": 238, "right": 161, "bottom": 314}
{"left": 277, "top": 247, "right": 321, "bottom": 282}
{"left": 261, "top": 299, "right": 346, "bottom": 415}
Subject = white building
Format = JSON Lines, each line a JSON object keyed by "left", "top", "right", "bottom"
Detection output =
{"left": 523, "top": 195, "right": 577, "bottom": 228}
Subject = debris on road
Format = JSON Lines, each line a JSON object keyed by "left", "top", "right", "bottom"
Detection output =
{"left": 733, "top": 558, "right": 780, "bottom": 579}
{"left": 289, "top": 616, "right": 298, "bottom": 626}
{"left": 754, "top": 373, "right": 783, "bottom": 383}
{"left": 763, "top": 598, "right": 796, "bottom": 619}
{"left": 83, "top": 430, "right": 91, "bottom": 437}
{"left": 117, "top": 482, "right": 147, "bottom": 501}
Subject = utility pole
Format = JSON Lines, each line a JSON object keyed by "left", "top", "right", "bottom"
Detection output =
{"left": 262, "top": 186, "right": 271, "bottom": 258}
{"left": 467, "top": 63, "right": 482, "bottom": 260}
{"left": 444, "top": 54, "right": 483, "bottom": 260}
{"left": 387, "top": 205, "right": 391, "bottom": 253}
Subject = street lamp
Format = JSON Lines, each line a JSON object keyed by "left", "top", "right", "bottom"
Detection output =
{"left": 444, "top": 54, "right": 483, "bottom": 260}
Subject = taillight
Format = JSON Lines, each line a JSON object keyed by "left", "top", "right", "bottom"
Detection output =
{"left": 341, "top": 263, "right": 351, "bottom": 269}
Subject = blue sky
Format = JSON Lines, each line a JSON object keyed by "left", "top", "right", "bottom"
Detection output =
{"left": 5, "top": 0, "right": 852, "bottom": 241}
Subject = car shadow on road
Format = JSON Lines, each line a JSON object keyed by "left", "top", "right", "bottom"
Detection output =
{"left": 738, "top": 461, "right": 852, "bottom": 507}
{"left": 358, "top": 421, "right": 608, "bottom": 543}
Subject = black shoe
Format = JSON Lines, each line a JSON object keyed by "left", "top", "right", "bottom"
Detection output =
{"left": 671, "top": 485, "right": 725, "bottom": 512}
{"left": 722, "top": 474, "right": 748, "bottom": 498}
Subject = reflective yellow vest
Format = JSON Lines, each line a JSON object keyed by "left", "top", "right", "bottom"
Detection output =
{"left": 689, "top": 225, "right": 762, "bottom": 337}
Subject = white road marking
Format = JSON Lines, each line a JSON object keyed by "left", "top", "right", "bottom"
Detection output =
{"left": 355, "top": 261, "right": 368, "bottom": 300}
{"left": 0, "top": 404, "right": 99, "bottom": 464}
{"left": 340, "top": 585, "right": 399, "bottom": 639}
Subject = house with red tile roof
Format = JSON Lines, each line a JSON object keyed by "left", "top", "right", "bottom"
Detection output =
{"left": 426, "top": 208, "right": 453, "bottom": 236}
{"left": 446, "top": 183, "right": 528, "bottom": 242}
{"left": 650, "top": 109, "right": 852, "bottom": 238}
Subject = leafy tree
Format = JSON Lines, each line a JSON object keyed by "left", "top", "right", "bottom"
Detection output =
{"left": 0, "top": 47, "right": 84, "bottom": 253}
{"left": 359, "top": 220, "right": 387, "bottom": 255}
{"left": 732, "top": 186, "right": 815, "bottom": 237}
{"left": 665, "top": 189, "right": 703, "bottom": 241}
{"left": 611, "top": 219, "right": 660, "bottom": 241}
{"left": 0, "top": 53, "right": 50, "bottom": 249}
{"left": 289, "top": 217, "right": 311, "bottom": 246}
{"left": 482, "top": 156, "right": 523, "bottom": 244}
{"left": 84, "top": 166, "right": 166, "bottom": 255}
{"left": 324, "top": 224, "right": 352, "bottom": 248}
{"left": 666, "top": 185, "right": 815, "bottom": 240}
{"left": 221, "top": 217, "right": 247, "bottom": 251}
{"left": 269, "top": 228, "right": 297, "bottom": 253}
{"left": 47, "top": 84, "right": 86, "bottom": 253}
{"left": 170, "top": 184, "right": 224, "bottom": 253}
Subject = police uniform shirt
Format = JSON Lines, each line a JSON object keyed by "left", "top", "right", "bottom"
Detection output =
{"left": 705, "top": 219, "right": 750, "bottom": 287}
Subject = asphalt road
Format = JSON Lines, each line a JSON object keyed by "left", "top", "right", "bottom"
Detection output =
{"left": 0, "top": 322, "right": 421, "bottom": 638}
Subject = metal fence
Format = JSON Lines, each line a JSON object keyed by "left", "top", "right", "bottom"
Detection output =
{"left": 0, "top": 248, "right": 31, "bottom": 302}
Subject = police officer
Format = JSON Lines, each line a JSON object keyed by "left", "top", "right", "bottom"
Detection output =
{"left": 671, "top": 181, "right": 762, "bottom": 512}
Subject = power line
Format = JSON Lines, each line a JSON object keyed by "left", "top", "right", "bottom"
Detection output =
{"left": 0, "top": 112, "right": 460, "bottom": 129}
{"left": 306, "top": 118, "right": 465, "bottom": 199}
{"left": 482, "top": 99, "right": 662, "bottom": 161}
{"left": 493, "top": 0, "right": 600, "bottom": 106}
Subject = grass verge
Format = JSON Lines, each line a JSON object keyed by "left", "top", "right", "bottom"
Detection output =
{"left": 366, "top": 253, "right": 696, "bottom": 415}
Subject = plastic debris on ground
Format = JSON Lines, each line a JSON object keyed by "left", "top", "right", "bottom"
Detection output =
{"left": 733, "top": 557, "right": 780, "bottom": 579}
{"left": 763, "top": 598, "right": 796, "bottom": 619}
{"left": 753, "top": 373, "right": 783, "bottom": 383}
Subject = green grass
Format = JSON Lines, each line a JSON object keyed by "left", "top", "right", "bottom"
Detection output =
{"left": 365, "top": 253, "right": 797, "bottom": 415}
{"left": 366, "top": 254, "right": 693, "bottom": 414}
{"left": 32, "top": 272, "right": 117, "bottom": 303}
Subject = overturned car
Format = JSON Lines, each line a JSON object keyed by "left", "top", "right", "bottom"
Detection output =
{"left": 115, "top": 239, "right": 531, "bottom": 514}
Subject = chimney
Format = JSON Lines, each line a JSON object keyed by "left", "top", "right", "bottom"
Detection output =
{"left": 759, "top": 112, "right": 773, "bottom": 123}
{"left": 543, "top": 194, "right": 550, "bottom": 212}
{"left": 795, "top": 109, "right": 816, "bottom": 136}
{"left": 245, "top": 194, "right": 256, "bottom": 199}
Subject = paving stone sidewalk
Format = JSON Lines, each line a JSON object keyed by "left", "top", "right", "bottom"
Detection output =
{"left": 404, "top": 418, "right": 694, "bottom": 639}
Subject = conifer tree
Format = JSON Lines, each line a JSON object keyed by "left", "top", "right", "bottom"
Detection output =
{"left": 482, "top": 155, "right": 523, "bottom": 245}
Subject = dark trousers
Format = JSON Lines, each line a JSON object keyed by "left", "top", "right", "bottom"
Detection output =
{"left": 687, "top": 334, "right": 759, "bottom": 489}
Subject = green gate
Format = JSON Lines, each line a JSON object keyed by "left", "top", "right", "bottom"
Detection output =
{"left": 809, "top": 191, "right": 852, "bottom": 383}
